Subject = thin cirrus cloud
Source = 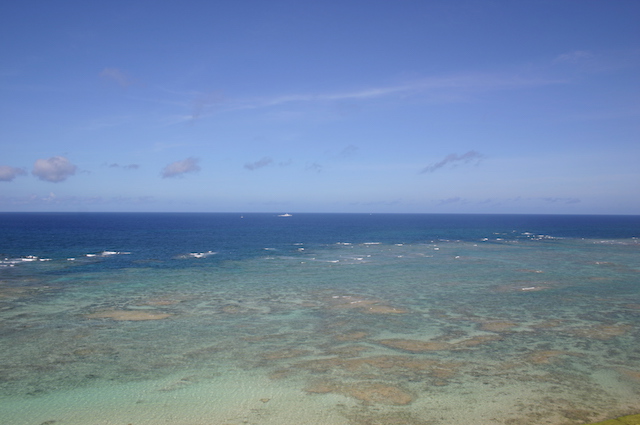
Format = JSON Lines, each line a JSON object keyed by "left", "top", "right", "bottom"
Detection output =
{"left": 244, "top": 157, "right": 294, "bottom": 170}
{"left": 554, "top": 50, "right": 594, "bottom": 63}
{"left": 0, "top": 165, "right": 27, "bottom": 182}
{"left": 161, "top": 157, "right": 201, "bottom": 178}
{"left": 163, "top": 71, "right": 566, "bottom": 125}
{"left": 542, "top": 197, "right": 581, "bottom": 204}
{"left": 436, "top": 197, "right": 465, "bottom": 205}
{"left": 108, "top": 163, "right": 140, "bottom": 170}
{"left": 242, "top": 72, "right": 565, "bottom": 111}
{"left": 32, "top": 156, "right": 78, "bottom": 182}
{"left": 306, "top": 162, "right": 323, "bottom": 173}
{"left": 191, "top": 90, "right": 225, "bottom": 121}
{"left": 99, "top": 67, "right": 135, "bottom": 88}
{"left": 244, "top": 157, "right": 274, "bottom": 171}
{"left": 335, "top": 144, "right": 358, "bottom": 159}
{"left": 420, "top": 151, "right": 483, "bottom": 174}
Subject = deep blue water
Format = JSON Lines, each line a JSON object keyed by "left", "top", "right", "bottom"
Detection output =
{"left": 3, "top": 212, "right": 639, "bottom": 259}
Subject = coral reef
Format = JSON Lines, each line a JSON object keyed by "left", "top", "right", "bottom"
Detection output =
{"left": 587, "top": 413, "right": 640, "bottom": 424}
{"left": 324, "top": 295, "right": 408, "bottom": 314}
{"left": 84, "top": 310, "right": 172, "bottom": 321}
{"left": 305, "top": 380, "right": 414, "bottom": 405}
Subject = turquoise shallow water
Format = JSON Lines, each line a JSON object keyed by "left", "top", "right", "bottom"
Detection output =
{"left": 1, "top": 213, "right": 639, "bottom": 424}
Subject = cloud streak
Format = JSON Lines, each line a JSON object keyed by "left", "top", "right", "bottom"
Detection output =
{"left": 305, "top": 162, "right": 323, "bottom": 173}
{"left": 554, "top": 50, "right": 594, "bottom": 63}
{"left": 436, "top": 197, "right": 465, "bottom": 205}
{"left": 420, "top": 151, "right": 483, "bottom": 174}
{"left": 32, "top": 156, "right": 77, "bottom": 182}
{"left": 100, "top": 68, "right": 134, "bottom": 88}
{"left": 191, "top": 90, "right": 225, "bottom": 121}
{"left": 108, "top": 163, "right": 140, "bottom": 170}
{"left": 161, "top": 69, "right": 567, "bottom": 126}
{"left": 241, "top": 73, "right": 565, "bottom": 111}
{"left": 335, "top": 144, "right": 359, "bottom": 159}
{"left": 542, "top": 197, "right": 581, "bottom": 204}
{"left": 161, "top": 157, "right": 201, "bottom": 178}
{"left": 244, "top": 157, "right": 274, "bottom": 171}
{"left": 0, "top": 165, "right": 27, "bottom": 182}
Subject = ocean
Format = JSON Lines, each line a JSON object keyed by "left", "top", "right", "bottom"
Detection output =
{"left": 1, "top": 212, "right": 639, "bottom": 425}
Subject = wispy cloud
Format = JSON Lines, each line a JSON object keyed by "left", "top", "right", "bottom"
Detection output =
{"left": 554, "top": 50, "right": 594, "bottom": 63}
{"left": 161, "top": 157, "right": 200, "bottom": 178}
{"left": 191, "top": 90, "right": 225, "bottom": 121}
{"left": 244, "top": 157, "right": 274, "bottom": 171}
{"left": 136, "top": 88, "right": 228, "bottom": 126}
{"left": 240, "top": 73, "right": 564, "bottom": 111}
{"left": 552, "top": 48, "right": 640, "bottom": 74}
{"left": 349, "top": 199, "right": 402, "bottom": 207}
{"left": 306, "top": 162, "right": 323, "bottom": 173}
{"left": 435, "top": 197, "right": 466, "bottom": 205}
{"left": 108, "top": 163, "right": 140, "bottom": 170}
{"left": 336, "top": 144, "right": 359, "bottom": 159}
{"left": 0, "top": 193, "right": 156, "bottom": 207}
{"left": 157, "top": 70, "right": 567, "bottom": 126}
{"left": 32, "top": 156, "right": 77, "bottom": 182}
{"left": 0, "top": 165, "right": 27, "bottom": 182}
{"left": 542, "top": 197, "right": 581, "bottom": 204}
{"left": 99, "top": 68, "right": 134, "bottom": 88}
{"left": 420, "top": 151, "right": 483, "bottom": 174}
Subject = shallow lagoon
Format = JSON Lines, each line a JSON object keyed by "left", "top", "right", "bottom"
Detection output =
{"left": 1, "top": 213, "right": 639, "bottom": 424}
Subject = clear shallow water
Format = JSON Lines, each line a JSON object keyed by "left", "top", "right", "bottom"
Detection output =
{"left": 1, "top": 213, "right": 639, "bottom": 425}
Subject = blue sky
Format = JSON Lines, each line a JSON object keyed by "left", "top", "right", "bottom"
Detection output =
{"left": 1, "top": 0, "right": 638, "bottom": 214}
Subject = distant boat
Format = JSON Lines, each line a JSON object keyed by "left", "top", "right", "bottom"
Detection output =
{"left": 278, "top": 213, "right": 293, "bottom": 217}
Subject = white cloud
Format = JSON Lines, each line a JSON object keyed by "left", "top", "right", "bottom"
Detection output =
{"left": 0, "top": 165, "right": 27, "bottom": 182}
{"left": 420, "top": 151, "right": 483, "bottom": 174}
{"left": 161, "top": 157, "right": 201, "bottom": 178}
{"left": 32, "top": 156, "right": 77, "bottom": 182}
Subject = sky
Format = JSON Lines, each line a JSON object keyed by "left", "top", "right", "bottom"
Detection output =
{"left": 1, "top": 0, "right": 639, "bottom": 214}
